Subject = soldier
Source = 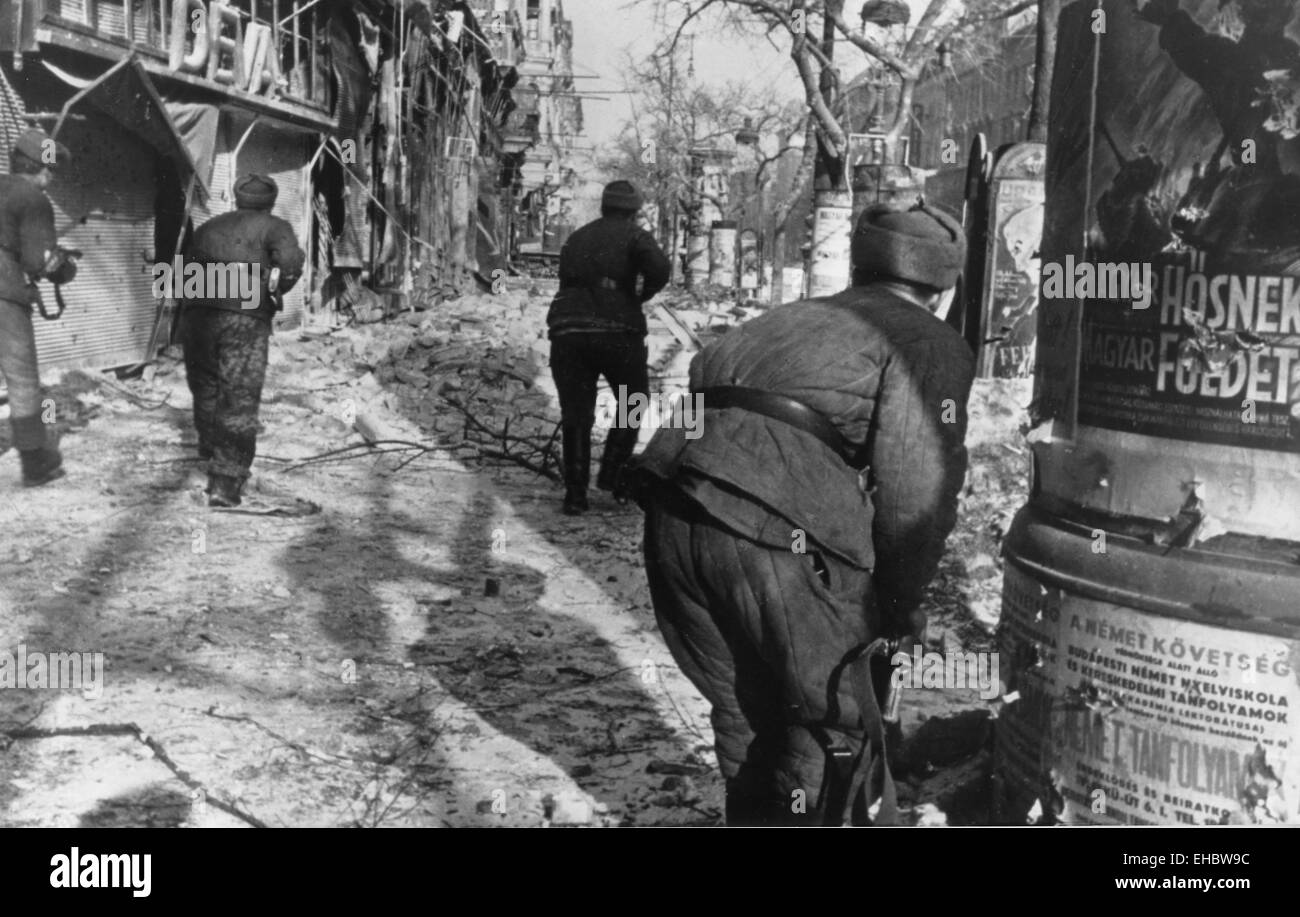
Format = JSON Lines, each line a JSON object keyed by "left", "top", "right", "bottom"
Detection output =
{"left": 546, "top": 180, "right": 670, "bottom": 515}
{"left": 0, "top": 127, "right": 76, "bottom": 487}
{"left": 634, "top": 202, "right": 975, "bottom": 826}
{"left": 179, "top": 173, "right": 305, "bottom": 507}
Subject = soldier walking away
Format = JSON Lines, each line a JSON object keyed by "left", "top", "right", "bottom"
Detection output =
{"left": 0, "top": 128, "right": 77, "bottom": 487}
{"left": 179, "top": 173, "right": 305, "bottom": 507}
{"left": 633, "top": 202, "right": 975, "bottom": 826}
{"left": 546, "top": 180, "right": 670, "bottom": 515}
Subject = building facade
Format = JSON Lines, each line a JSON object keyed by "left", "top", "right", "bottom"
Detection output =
{"left": 0, "top": 0, "right": 335, "bottom": 369}
{"left": 0, "top": 0, "right": 558, "bottom": 371}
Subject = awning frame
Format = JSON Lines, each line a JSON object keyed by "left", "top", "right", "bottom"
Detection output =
{"left": 50, "top": 54, "right": 208, "bottom": 198}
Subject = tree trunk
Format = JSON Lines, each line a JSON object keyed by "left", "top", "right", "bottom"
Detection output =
{"left": 812, "top": 2, "right": 845, "bottom": 194}
{"left": 1027, "top": 0, "right": 1060, "bottom": 143}
{"left": 885, "top": 76, "right": 918, "bottom": 164}
{"left": 809, "top": 2, "right": 852, "bottom": 298}
{"left": 770, "top": 125, "right": 817, "bottom": 302}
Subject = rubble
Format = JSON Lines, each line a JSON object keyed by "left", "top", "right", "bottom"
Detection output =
{"left": 0, "top": 278, "right": 1034, "bottom": 828}
{"left": 309, "top": 281, "right": 753, "bottom": 478}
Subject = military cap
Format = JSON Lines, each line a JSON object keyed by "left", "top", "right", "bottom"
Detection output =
{"left": 11, "top": 127, "right": 70, "bottom": 170}
{"left": 601, "top": 180, "right": 643, "bottom": 212}
{"left": 851, "top": 200, "right": 966, "bottom": 290}
{"left": 234, "top": 173, "right": 278, "bottom": 210}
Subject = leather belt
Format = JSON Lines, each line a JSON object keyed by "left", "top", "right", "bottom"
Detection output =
{"left": 559, "top": 276, "right": 623, "bottom": 292}
{"left": 696, "top": 386, "right": 849, "bottom": 462}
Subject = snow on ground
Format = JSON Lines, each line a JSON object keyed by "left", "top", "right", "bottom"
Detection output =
{"left": 0, "top": 284, "right": 1031, "bottom": 826}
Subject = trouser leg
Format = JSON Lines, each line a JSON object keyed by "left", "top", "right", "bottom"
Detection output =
{"left": 550, "top": 334, "right": 598, "bottom": 512}
{"left": 179, "top": 308, "right": 219, "bottom": 460}
{"left": 0, "top": 300, "right": 42, "bottom": 416}
{"left": 207, "top": 311, "right": 270, "bottom": 484}
{"left": 643, "top": 483, "right": 881, "bottom": 825}
{"left": 595, "top": 334, "right": 648, "bottom": 492}
{"left": 1, "top": 298, "right": 45, "bottom": 440}
{"left": 0, "top": 300, "right": 63, "bottom": 485}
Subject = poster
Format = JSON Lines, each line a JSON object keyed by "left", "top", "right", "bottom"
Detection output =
{"left": 1036, "top": 0, "right": 1300, "bottom": 448}
{"left": 708, "top": 220, "right": 737, "bottom": 288}
{"left": 781, "top": 266, "right": 805, "bottom": 303}
{"left": 996, "top": 564, "right": 1299, "bottom": 825}
{"left": 981, "top": 143, "right": 1046, "bottom": 378}
{"left": 809, "top": 194, "right": 853, "bottom": 298}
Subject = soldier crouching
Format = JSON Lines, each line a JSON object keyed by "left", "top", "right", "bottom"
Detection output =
{"left": 634, "top": 202, "right": 976, "bottom": 825}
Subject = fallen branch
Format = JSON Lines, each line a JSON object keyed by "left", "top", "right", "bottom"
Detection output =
{"left": 441, "top": 395, "right": 561, "bottom": 481}
{"left": 95, "top": 376, "right": 172, "bottom": 410}
{"left": 203, "top": 707, "right": 374, "bottom": 768}
{"left": 2, "top": 722, "right": 269, "bottom": 828}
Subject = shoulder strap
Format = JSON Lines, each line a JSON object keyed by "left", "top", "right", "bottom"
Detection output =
{"left": 813, "top": 638, "right": 900, "bottom": 826}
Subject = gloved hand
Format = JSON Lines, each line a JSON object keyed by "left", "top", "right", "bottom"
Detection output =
{"left": 41, "top": 247, "right": 80, "bottom": 285}
{"left": 901, "top": 605, "right": 928, "bottom": 647}
{"left": 877, "top": 588, "right": 929, "bottom": 647}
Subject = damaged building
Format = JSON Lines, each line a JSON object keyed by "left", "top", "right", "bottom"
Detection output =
{"left": 0, "top": 0, "right": 582, "bottom": 371}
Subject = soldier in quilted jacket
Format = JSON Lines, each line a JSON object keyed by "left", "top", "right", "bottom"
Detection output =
{"left": 635, "top": 201, "right": 975, "bottom": 825}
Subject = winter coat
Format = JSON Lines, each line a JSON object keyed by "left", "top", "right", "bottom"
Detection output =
{"left": 0, "top": 175, "right": 57, "bottom": 308}
{"left": 184, "top": 207, "right": 305, "bottom": 321}
{"left": 547, "top": 215, "right": 670, "bottom": 336}
{"left": 635, "top": 284, "right": 976, "bottom": 631}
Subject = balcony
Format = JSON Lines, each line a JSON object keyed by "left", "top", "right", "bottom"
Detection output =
{"left": 38, "top": 0, "right": 331, "bottom": 111}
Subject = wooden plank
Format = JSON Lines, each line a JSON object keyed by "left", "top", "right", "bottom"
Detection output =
{"left": 652, "top": 303, "right": 701, "bottom": 352}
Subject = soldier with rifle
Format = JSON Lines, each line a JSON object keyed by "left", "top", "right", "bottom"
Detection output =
{"left": 0, "top": 128, "right": 78, "bottom": 487}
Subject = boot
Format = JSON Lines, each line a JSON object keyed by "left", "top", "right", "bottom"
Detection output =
{"left": 560, "top": 422, "right": 591, "bottom": 515}
{"left": 12, "top": 414, "right": 64, "bottom": 488}
{"left": 207, "top": 473, "right": 243, "bottom": 508}
{"left": 596, "top": 427, "right": 639, "bottom": 495}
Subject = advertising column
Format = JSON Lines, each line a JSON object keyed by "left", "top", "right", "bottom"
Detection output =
{"left": 995, "top": 0, "right": 1300, "bottom": 826}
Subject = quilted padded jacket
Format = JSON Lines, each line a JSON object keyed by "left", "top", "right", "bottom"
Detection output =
{"left": 184, "top": 207, "right": 306, "bottom": 320}
{"left": 636, "top": 285, "right": 976, "bottom": 630}
{"left": 0, "top": 174, "right": 57, "bottom": 307}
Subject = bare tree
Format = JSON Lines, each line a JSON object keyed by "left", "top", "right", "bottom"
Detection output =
{"left": 600, "top": 44, "right": 805, "bottom": 270}
{"left": 641, "top": 0, "right": 1034, "bottom": 293}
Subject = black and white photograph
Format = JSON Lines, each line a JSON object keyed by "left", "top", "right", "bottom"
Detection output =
{"left": 0, "top": 0, "right": 1294, "bottom": 883}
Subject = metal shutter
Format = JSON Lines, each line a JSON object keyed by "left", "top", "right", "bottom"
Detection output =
{"left": 31, "top": 113, "right": 157, "bottom": 370}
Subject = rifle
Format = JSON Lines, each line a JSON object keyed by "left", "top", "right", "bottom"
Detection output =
{"left": 33, "top": 247, "right": 82, "bottom": 321}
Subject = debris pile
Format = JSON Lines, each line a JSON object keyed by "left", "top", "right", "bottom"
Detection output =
{"left": 303, "top": 282, "right": 754, "bottom": 477}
